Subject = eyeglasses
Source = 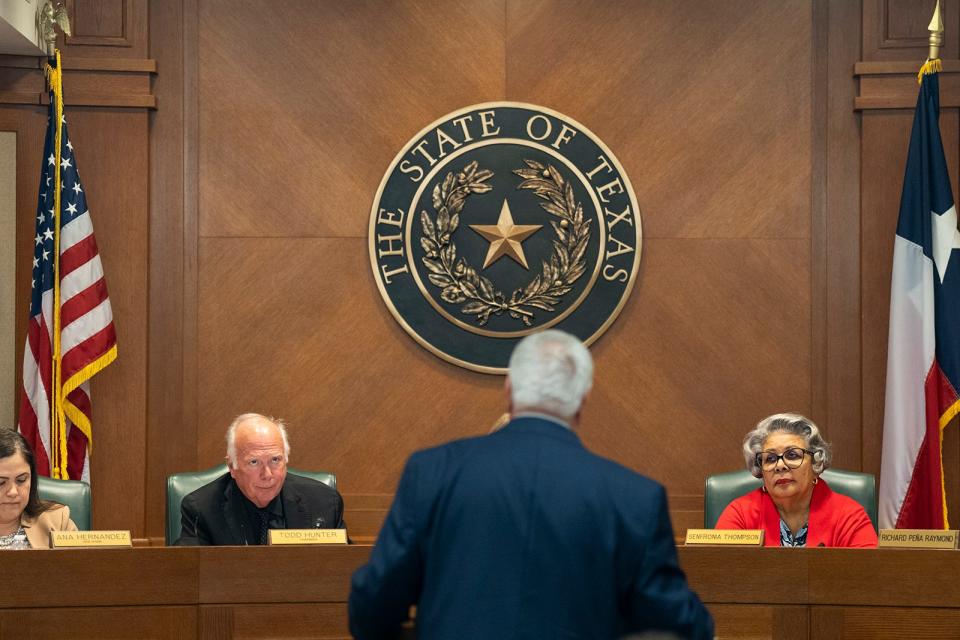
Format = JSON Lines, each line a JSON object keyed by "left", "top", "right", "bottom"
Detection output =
{"left": 756, "top": 447, "right": 813, "bottom": 471}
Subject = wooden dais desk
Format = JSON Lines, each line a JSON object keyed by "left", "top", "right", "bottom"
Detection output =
{"left": 0, "top": 546, "right": 957, "bottom": 639}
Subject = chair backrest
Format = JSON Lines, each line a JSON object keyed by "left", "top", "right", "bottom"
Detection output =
{"left": 703, "top": 468, "right": 878, "bottom": 532}
{"left": 165, "top": 464, "right": 337, "bottom": 545}
{"left": 37, "top": 476, "right": 92, "bottom": 531}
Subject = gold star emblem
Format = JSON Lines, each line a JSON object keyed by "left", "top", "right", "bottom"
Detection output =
{"left": 469, "top": 200, "right": 542, "bottom": 269}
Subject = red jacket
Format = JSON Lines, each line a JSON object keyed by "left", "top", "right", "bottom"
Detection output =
{"left": 715, "top": 479, "right": 878, "bottom": 548}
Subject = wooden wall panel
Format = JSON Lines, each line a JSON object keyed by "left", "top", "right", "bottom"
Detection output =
{"left": 817, "top": 0, "right": 864, "bottom": 471}
{"left": 0, "top": 606, "right": 197, "bottom": 639}
{"left": 507, "top": 0, "right": 813, "bottom": 240}
{"left": 199, "top": 604, "right": 349, "bottom": 640}
{"left": 810, "top": 606, "right": 960, "bottom": 640}
{"left": 193, "top": 0, "right": 509, "bottom": 494}
{"left": 145, "top": 0, "right": 194, "bottom": 541}
{"left": 66, "top": 108, "right": 150, "bottom": 532}
{"left": 62, "top": 0, "right": 148, "bottom": 58}
{"left": 712, "top": 604, "right": 808, "bottom": 640}
{"left": 502, "top": 0, "right": 818, "bottom": 498}
{"left": 583, "top": 238, "right": 811, "bottom": 493}
{"left": 197, "top": 0, "right": 505, "bottom": 239}
{"left": 196, "top": 237, "right": 506, "bottom": 491}
{"left": 863, "top": 0, "right": 960, "bottom": 62}
{"left": 860, "top": 111, "right": 915, "bottom": 482}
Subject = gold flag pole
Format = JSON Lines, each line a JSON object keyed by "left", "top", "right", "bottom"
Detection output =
{"left": 919, "top": 0, "right": 945, "bottom": 80}
{"left": 929, "top": 0, "right": 944, "bottom": 61}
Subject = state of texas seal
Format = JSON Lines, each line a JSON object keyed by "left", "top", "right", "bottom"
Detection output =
{"left": 370, "top": 103, "right": 642, "bottom": 374}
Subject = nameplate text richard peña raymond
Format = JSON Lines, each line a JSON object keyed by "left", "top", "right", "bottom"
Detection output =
{"left": 879, "top": 529, "right": 959, "bottom": 549}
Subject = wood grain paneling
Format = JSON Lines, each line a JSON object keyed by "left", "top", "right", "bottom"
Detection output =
{"left": 507, "top": 0, "right": 813, "bottom": 241}
{"left": 810, "top": 607, "right": 960, "bottom": 640}
{"left": 195, "top": 236, "right": 809, "bottom": 497}
{"left": 67, "top": 108, "right": 150, "bottom": 532}
{"left": 2, "top": 547, "right": 959, "bottom": 640}
{"left": 711, "top": 604, "right": 808, "bottom": 640}
{"left": 197, "top": 0, "right": 505, "bottom": 239}
{"left": 856, "top": 63, "right": 960, "bottom": 111}
{"left": 863, "top": 0, "right": 960, "bottom": 61}
{"left": 61, "top": 0, "right": 148, "bottom": 57}
{"left": 146, "top": 0, "right": 196, "bottom": 543}
{"left": 0, "top": 606, "right": 197, "bottom": 639}
{"left": 582, "top": 238, "right": 811, "bottom": 494}
{"left": 200, "top": 604, "right": 350, "bottom": 640}
{"left": 861, "top": 110, "right": 912, "bottom": 483}
{"left": 72, "top": 0, "right": 127, "bottom": 40}
{"left": 196, "top": 237, "right": 506, "bottom": 492}
{"left": 817, "top": 0, "right": 864, "bottom": 469}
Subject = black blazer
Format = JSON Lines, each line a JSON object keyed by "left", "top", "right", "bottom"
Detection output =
{"left": 175, "top": 472, "right": 344, "bottom": 545}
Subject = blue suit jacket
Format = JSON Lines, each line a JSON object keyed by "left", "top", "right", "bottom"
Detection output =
{"left": 349, "top": 417, "right": 714, "bottom": 640}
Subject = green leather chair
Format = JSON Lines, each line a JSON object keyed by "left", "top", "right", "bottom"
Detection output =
{"left": 165, "top": 464, "right": 337, "bottom": 545}
{"left": 37, "top": 476, "right": 92, "bottom": 531}
{"left": 703, "top": 468, "right": 878, "bottom": 532}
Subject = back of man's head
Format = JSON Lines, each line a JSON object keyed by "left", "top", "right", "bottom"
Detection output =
{"left": 508, "top": 330, "right": 593, "bottom": 421}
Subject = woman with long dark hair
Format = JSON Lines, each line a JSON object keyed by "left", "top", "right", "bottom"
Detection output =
{"left": 0, "top": 428, "right": 77, "bottom": 548}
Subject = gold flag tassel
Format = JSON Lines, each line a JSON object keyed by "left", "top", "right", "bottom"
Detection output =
{"left": 44, "top": 50, "right": 69, "bottom": 479}
{"left": 918, "top": 57, "right": 943, "bottom": 82}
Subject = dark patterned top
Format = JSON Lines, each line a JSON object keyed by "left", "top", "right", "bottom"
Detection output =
{"left": 779, "top": 519, "right": 808, "bottom": 547}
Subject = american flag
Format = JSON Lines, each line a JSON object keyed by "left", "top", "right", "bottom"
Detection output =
{"left": 17, "top": 53, "right": 117, "bottom": 482}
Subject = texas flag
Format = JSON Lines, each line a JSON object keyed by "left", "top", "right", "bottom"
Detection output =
{"left": 880, "top": 66, "right": 960, "bottom": 530}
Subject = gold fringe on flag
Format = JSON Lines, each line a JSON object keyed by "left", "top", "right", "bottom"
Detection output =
{"left": 44, "top": 50, "right": 69, "bottom": 479}
{"left": 917, "top": 58, "right": 943, "bottom": 84}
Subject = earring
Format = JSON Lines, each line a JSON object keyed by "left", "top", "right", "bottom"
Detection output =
{"left": 812, "top": 476, "right": 819, "bottom": 485}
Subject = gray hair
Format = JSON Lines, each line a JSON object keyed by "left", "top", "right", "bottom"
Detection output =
{"left": 508, "top": 330, "right": 593, "bottom": 420}
{"left": 742, "top": 413, "right": 831, "bottom": 478}
{"left": 225, "top": 413, "right": 290, "bottom": 466}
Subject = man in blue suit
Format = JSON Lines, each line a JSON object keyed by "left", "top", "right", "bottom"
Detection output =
{"left": 349, "top": 330, "right": 714, "bottom": 640}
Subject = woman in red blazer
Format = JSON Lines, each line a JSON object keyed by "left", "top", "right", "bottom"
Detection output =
{"left": 716, "top": 413, "right": 877, "bottom": 548}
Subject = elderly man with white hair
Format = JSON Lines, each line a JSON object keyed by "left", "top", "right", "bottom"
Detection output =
{"left": 175, "top": 413, "right": 344, "bottom": 545}
{"left": 349, "top": 330, "right": 714, "bottom": 640}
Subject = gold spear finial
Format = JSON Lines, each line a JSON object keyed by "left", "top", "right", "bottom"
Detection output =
{"left": 929, "top": 0, "right": 944, "bottom": 61}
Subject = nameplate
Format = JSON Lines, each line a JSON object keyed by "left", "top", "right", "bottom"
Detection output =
{"left": 878, "top": 529, "right": 959, "bottom": 549}
{"left": 685, "top": 529, "right": 764, "bottom": 546}
{"left": 268, "top": 529, "right": 347, "bottom": 545}
{"left": 50, "top": 530, "right": 133, "bottom": 548}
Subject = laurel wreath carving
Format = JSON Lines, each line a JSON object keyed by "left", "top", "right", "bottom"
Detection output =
{"left": 419, "top": 159, "right": 591, "bottom": 326}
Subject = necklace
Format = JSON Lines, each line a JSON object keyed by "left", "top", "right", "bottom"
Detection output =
{"left": 0, "top": 526, "right": 26, "bottom": 548}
